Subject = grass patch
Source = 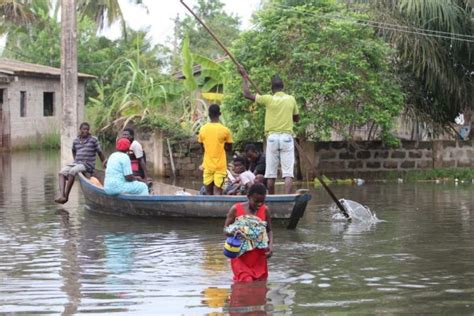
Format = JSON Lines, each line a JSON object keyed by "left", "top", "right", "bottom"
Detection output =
{"left": 386, "top": 168, "right": 474, "bottom": 181}
{"left": 14, "top": 131, "right": 60, "bottom": 151}
{"left": 40, "top": 132, "right": 61, "bottom": 149}
{"left": 311, "top": 168, "right": 474, "bottom": 184}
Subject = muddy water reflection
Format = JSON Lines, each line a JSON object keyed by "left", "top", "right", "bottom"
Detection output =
{"left": 0, "top": 151, "right": 473, "bottom": 314}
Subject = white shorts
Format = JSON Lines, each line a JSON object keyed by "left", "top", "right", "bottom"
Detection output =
{"left": 60, "top": 163, "right": 86, "bottom": 177}
{"left": 265, "top": 133, "right": 295, "bottom": 179}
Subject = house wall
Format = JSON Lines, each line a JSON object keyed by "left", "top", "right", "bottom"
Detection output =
{"left": 6, "top": 76, "right": 85, "bottom": 149}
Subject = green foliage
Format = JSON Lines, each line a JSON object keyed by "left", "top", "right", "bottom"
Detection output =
{"left": 223, "top": 0, "right": 405, "bottom": 144}
{"left": 169, "top": 0, "right": 240, "bottom": 70}
{"left": 0, "top": 0, "right": 213, "bottom": 143}
{"left": 1, "top": 0, "right": 165, "bottom": 103}
{"left": 15, "top": 131, "right": 60, "bottom": 150}
{"left": 77, "top": 0, "right": 144, "bottom": 35}
{"left": 40, "top": 131, "right": 61, "bottom": 149}
{"left": 193, "top": 54, "right": 226, "bottom": 93}
{"left": 177, "top": 43, "right": 228, "bottom": 136}
{"left": 0, "top": 0, "right": 50, "bottom": 32}
{"left": 180, "top": 36, "right": 227, "bottom": 94}
{"left": 1, "top": 0, "right": 146, "bottom": 46}
{"left": 87, "top": 58, "right": 184, "bottom": 136}
{"left": 350, "top": 0, "right": 473, "bottom": 125}
{"left": 135, "top": 115, "right": 190, "bottom": 141}
{"left": 386, "top": 168, "right": 474, "bottom": 182}
{"left": 182, "top": 34, "right": 198, "bottom": 91}
{"left": 2, "top": 13, "right": 163, "bottom": 83}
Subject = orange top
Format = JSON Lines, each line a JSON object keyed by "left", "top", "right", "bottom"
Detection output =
{"left": 235, "top": 203, "right": 267, "bottom": 221}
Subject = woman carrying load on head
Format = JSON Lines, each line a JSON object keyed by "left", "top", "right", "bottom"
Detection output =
{"left": 224, "top": 183, "right": 273, "bottom": 282}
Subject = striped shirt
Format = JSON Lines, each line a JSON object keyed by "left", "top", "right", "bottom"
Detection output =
{"left": 72, "top": 135, "right": 102, "bottom": 172}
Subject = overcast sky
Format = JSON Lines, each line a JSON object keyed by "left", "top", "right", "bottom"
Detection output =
{"left": 102, "top": 0, "right": 262, "bottom": 45}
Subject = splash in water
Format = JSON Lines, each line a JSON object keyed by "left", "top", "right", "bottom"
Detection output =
{"left": 331, "top": 199, "right": 382, "bottom": 223}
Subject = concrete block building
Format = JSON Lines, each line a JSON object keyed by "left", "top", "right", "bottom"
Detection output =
{"left": 0, "top": 58, "right": 94, "bottom": 150}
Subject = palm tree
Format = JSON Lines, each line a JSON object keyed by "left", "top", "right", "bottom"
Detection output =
{"left": 1, "top": 0, "right": 145, "bottom": 37}
{"left": 351, "top": 0, "right": 473, "bottom": 126}
{"left": 57, "top": 0, "right": 144, "bottom": 163}
{"left": 0, "top": 0, "right": 50, "bottom": 33}
{"left": 77, "top": 0, "right": 145, "bottom": 38}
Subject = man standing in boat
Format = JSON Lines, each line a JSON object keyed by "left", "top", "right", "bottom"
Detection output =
{"left": 198, "top": 104, "right": 233, "bottom": 195}
{"left": 239, "top": 69, "right": 299, "bottom": 194}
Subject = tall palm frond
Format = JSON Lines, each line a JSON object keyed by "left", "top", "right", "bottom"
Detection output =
{"left": 0, "top": 0, "right": 49, "bottom": 34}
{"left": 77, "top": 0, "right": 145, "bottom": 38}
{"left": 352, "top": 0, "right": 473, "bottom": 122}
{"left": 0, "top": 0, "right": 34, "bottom": 24}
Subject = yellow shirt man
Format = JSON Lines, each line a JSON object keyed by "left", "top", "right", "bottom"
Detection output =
{"left": 198, "top": 104, "right": 233, "bottom": 194}
{"left": 256, "top": 92, "right": 299, "bottom": 135}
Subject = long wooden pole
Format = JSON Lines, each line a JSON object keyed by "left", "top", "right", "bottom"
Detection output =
{"left": 179, "top": 0, "right": 350, "bottom": 220}
{"left": 294, "top": 142, "right": 350, "bottom": 219}
{"left": 60, "top": 0, "right": 78, "bottom": 166}
{"left": 179, "top": 0, "right": 260, "bottom": 92}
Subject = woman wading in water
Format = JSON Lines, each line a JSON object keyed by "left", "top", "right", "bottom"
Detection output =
{"left": 224, "top": 183, "right": 273, "bottom": 282}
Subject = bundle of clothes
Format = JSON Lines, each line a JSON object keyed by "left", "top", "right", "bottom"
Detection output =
{"left": 224, "top": 214, "right": 269, "bottom": 257}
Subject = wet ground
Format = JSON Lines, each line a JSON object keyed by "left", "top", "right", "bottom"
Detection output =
{"left": 0, "top": 151, "right": 473, "bottom": 315}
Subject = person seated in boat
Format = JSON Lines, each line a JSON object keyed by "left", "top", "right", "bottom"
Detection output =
{"left": 121, "top": 128, "right": 153, "bottom": 188}
{"left": 55, "top": 122, "right": 106, "bottom": 204}
{"left": 224, "top": 183, "right": 273, "bottom": 282}
{"left": 244, "top": 144, "right": 266, "bottom": 177}
{"left": 254, "top": 174, "right": 266, "bottom": 187}
{"left": 103, "top": 138, "right": 149, "bottom": 196}
{"left": 225, "top": 156, "right": 255, "bottom": 195}
{"left": 198, "top": 104, "right": 233, "bottom": 195}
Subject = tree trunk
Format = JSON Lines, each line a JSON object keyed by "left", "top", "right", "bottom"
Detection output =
{"left": 60, "top": 0, "right": 78, "bottom": 166}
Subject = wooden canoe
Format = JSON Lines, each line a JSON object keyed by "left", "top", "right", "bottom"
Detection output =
{"left": 78, "top": 172, "right": 311, "bottom": 229}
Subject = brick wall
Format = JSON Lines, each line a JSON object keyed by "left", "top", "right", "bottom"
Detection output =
{"left": 310, "top": 140, "right": 474, "bottom": 178}
{"left": 137, "top": 132, "right": 205, "bottom": 178}
{"left": 163, "top": 139, "right": 205, "bottom": 178}
{"left": 137, "top": 130, "right": 474, "bottom": 180}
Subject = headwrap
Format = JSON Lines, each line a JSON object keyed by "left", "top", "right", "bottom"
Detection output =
{"left": 116, "top": 137, "right": 131, "bottom": 151}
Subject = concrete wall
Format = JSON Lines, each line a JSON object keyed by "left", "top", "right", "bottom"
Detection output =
{"left": 306, "top": 140, "right": 474, "bottom": 179}
{"left": 162, "top": 139, "right": 203, "bottom": 178}
{"left": 137, "top": 132, "right": 474, "bottom": 180}
{"left": 136, "top": 132, "right": 204, "bottom": 178}
{"left": 2, "top": 76, "right": 85, "bottom": 149}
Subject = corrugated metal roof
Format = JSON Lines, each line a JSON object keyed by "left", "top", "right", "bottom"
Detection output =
{"left": 0, "top": 58, "right": 96, "bottom": 79}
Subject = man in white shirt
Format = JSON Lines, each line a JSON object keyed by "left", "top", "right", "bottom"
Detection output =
{"left": 122, "top": 128, "right": 152, "bottom": 188}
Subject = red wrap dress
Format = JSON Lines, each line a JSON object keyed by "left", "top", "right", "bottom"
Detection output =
{"left": 230, "top": 203, "right": 269, "bottom": 282}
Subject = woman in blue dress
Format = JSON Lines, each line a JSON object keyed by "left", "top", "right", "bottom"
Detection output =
{"left": 104, "top": 138, "right": 149, "bottom": 196}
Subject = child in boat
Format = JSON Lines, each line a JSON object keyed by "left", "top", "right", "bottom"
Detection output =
{"left": 225, "top": 156, "right": 256, "bottom": 195}
{"left": 224, "top": 183, "right": 273, "bottom": 282}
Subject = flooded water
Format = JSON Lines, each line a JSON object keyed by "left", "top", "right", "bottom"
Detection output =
{"left": 1, "top": 151, "right": 473, "bottom": 315}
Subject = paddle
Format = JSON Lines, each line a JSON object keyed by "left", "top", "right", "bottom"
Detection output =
{"left": 179, "top": 0, "right": 351, "bottom": 220}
